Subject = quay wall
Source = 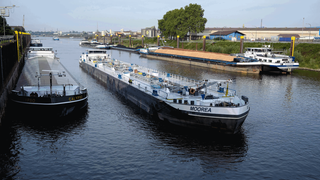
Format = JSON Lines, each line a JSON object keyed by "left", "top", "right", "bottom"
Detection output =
{"left": 0, "top": 33, "right": 30, "bottom": 123}
{"left": 144, "top": 54, "right": 261, "bottom": 74}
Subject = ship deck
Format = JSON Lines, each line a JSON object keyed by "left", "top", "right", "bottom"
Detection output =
{"left": 15, "top": 56, "right": 80, "bottom": 94}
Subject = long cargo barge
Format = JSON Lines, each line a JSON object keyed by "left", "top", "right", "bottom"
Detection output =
{"left": 10, "top": 47, "right": 88, "bottom": 118}
{"left": 140, "top": 48, "right": 262, "bottom": 74}
{"left": 79, "top": 49, "right": 250, "bottom": 134}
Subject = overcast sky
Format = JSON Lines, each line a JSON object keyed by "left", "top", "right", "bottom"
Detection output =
{"left": 1, "top": 0, "right": 319, "bottom": 32}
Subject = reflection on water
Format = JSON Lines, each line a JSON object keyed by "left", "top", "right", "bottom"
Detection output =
{"left": 0, "top": 120, "right": 21, "bottom": 179}
{"left": 1, "top": 37, "right": 320, "bottom": 179}
{"left": 151, "top": 123, "right": 248, "bottom": 173}
{"left": 0, "top": 105, "right": 88, "bottom": 179}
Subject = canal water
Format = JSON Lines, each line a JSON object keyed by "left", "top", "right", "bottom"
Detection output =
{"left": 1, "top": 37, "right": 320, "bottom": 179}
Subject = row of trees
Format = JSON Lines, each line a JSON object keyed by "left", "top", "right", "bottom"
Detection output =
{"left": 158, "top": 3, "right": 207, "bottom": 40}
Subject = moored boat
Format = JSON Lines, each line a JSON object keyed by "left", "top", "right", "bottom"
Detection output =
{"left": 79, "top": 50, "right": 250, "bottom": 134}
{"left": 11, "top": 46, "right": 88, "bottom": 118}
{"left": 233, "top": 45, "right": 299, "bottom": 73}
{"left": 96, "top": 44, "right": 110, "bottom": 49}
{"left": 30, "top": 39, "right": 43, "bottom": 47}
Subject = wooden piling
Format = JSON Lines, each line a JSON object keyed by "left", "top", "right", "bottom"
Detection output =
{"left": 203, "top": 36, "right": 206, "bottom": 51}
{"left": 129, "top": 35, "right": 131, "bottom": 47}
{"left": 177, "top": 35, "right": 180, "bottom": 48}
{"left": 157, "top": 35, "right": 159, "bottom": 46}
{"left": 142, "top": 35, "right": 144, "bottom": 47}
{"left": 240, "top": 36, "right": 244, "bottom": 53}
{"left": 290, "top": 36, "right": 295, "bottom": 56}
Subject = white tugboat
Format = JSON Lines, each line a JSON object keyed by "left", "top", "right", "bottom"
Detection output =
{"left": 79, "top": 50, "right": 250, "bottom": 134}
{"left": 234, "top": 45, "right": 299, "bottom": 73}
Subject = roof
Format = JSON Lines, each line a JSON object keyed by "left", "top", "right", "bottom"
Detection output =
{"left": 209, "top": 30, "right": 245, "bottom": 36}
{"left": 206, "top": 27, "right": 320, "bottom": 32}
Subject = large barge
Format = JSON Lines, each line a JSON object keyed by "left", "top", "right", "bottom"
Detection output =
{"left": 79, "top": 50, "right": 250, "bottom": 134}
{"left": 11, "top": 47, "right": 88, "bottom": 118}
{"left": 139, "top": 47, "right": 298, "bottom": 74}
{"left": 140, "top": 48, "right": 262, "bottom": 74}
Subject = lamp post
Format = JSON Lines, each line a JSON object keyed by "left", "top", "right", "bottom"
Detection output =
{"left": 302, "top": 17, "right": 304, "bottom": 37}
{"left": 306, "top": 23, "right": 311, "bottom": 40}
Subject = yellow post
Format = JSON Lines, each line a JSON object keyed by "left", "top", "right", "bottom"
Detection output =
{"left": 177, "top": 35, "right": 180, "bottom": 48}
{"left": 291, "top": 36, "right": 295, "bottom": 56}
{"left": 15, "top": 31, "right": 20, "bottom": 62}
{"left": 225, "top": 83, "right": 229, "bottom": 97}
{"left": 240, "top": 36, "right": 244, "bottom": 53}
{"left": 142, "top": 35, "right": 144, "bottom": 47}
{"left": 203, "top": 36, "right": 206, "bottom": 51}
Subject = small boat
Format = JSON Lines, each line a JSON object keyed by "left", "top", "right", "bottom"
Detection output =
{"left": 53, "top": 37, "right": 59, "bottom": 41}
{"left": 90, "top": 39, "right": 99, "bottom": 44}
{"left": 79, "top": 40, "right": 90, "bottom": 46}
{"left": 79, "top": 50, "right": 250, "bottom": 134}
{"left": 234, "top": 45, "right": 299, "bottom": 73}
{"left": 96, "top": 45, "right": 110, "bottom": 49}
{"left": 138, "top": 46, "right": 173, "bottom": 56}
{"left": 30, "top": 39, "right": 43, "bottom": 47}
{"left": 11, "top": 47, "right": 88, "bottom": 118}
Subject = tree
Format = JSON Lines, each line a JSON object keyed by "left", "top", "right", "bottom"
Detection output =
{"left": 159, "top": 8, "right": 185, "bottom": 39}
{"left": 158, "top": 3, "right": 207, "bottom": 40}
{"left": 183, "top": 3, "right": 207, "bottom": 40}
{"left": 0, "top": 16, "right": 14, "bottom": 35}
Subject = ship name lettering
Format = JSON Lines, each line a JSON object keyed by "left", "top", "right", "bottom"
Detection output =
{"left": 190, "top": 106, "right": 211, "bottom": 112}
{"left": 69, "top": 95, "right": 83, "bottom": 101}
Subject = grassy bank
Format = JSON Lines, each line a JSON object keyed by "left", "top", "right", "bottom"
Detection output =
{"left": 117, "top": 37, "right": 320, "bottom": 70}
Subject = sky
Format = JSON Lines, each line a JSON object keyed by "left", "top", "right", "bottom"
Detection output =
{"left": 1, "top": 0, "right": 319, "bottom": 32}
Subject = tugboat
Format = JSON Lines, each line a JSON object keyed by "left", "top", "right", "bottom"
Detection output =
{"left": 234, "top": 45, "right": 299, "bottom": 73}
{"left": 79, "top": 50, "right": 250, "bottom": 134}
{"left": 53, "top": 37, "right": 59, "bottom": 41}
{"left": 30, "top": 39, "right": 43, "bottom": 47}
{"left": 11, "top": 47, "right": 88, "bottom": 118}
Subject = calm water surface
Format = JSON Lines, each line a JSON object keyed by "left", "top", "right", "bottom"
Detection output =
{"left": 1, "top": 37, "right": 320, "bottom": 179}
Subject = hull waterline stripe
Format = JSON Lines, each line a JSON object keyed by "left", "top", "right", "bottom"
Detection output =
{"left": 11, "top": 97, "right": 88, "bottom": 106}
{"left": 188, "top": 113, "right": 248, "bottom": 119}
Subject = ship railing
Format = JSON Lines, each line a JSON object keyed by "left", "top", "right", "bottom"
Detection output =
{"left": 130, "top": 79, "right": 169, "bottom": 99}
{"left": 16, "top": 85, "right": 83, "bottom": 97}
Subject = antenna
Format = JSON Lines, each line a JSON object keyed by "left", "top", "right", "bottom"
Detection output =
{"left": 23, "top": 14, "right": 25, "bottom": 28}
